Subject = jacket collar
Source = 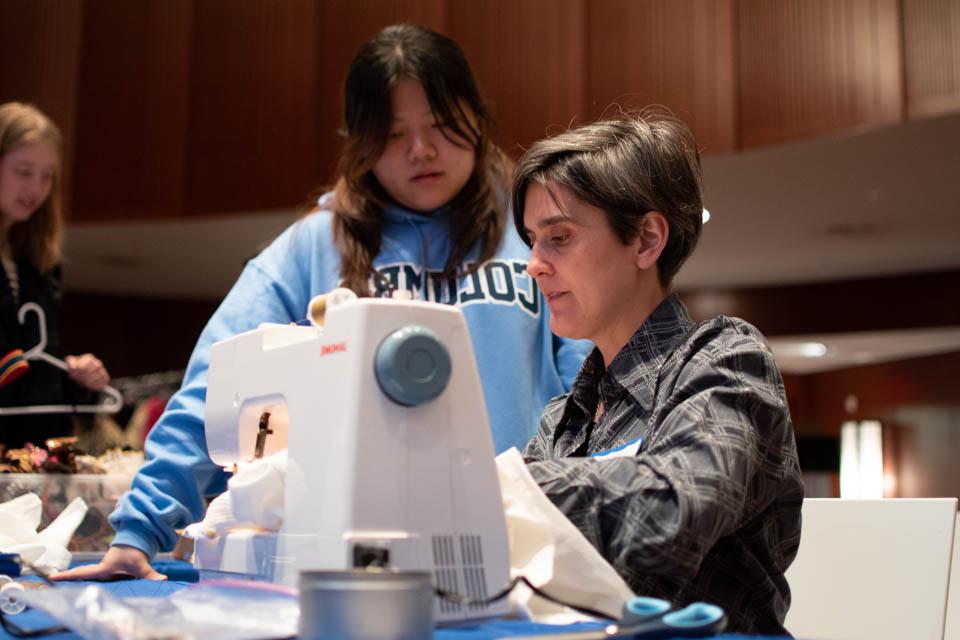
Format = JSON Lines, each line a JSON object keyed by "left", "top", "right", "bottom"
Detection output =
{"left": 570, "top": 294, "right": 695, "bottom": 415}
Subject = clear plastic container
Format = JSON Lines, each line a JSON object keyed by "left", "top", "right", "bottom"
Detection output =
{"left": 0, "top": 474, "right": 133, "bottom": 551}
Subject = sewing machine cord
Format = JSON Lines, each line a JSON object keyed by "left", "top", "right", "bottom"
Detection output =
{"left": 435, "top": 575, "right": 612, "bottom": 620}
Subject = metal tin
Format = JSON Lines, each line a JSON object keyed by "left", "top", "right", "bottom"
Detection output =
{"left": 298, "top": 569, "right": 434, "bottom": 640}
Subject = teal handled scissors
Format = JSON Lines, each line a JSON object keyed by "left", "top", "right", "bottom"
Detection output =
{"left": 503, "top": 596, "right": 727, "bottom": 640}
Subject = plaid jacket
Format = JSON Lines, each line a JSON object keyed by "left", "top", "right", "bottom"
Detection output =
{"left": 525, "top": 294, "right": 804, "bottom": 635}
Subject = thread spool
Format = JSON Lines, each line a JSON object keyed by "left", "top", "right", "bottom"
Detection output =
{"left": 0, "top": 580, "right": 48, "bottom": 615}
{"left": 307, "top": 288, "right": 358, "bottom": 327}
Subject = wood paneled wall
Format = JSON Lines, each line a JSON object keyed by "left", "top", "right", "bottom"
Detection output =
{"left": 449, "top": 0, "right": 587, "bottom": 154}
{"left": 902, "top": 0, "right": 960, "bottom": 119}
{"left": 0, "top": 0, "right": 84, "bottom": 206}
{"left": 784, "top": 351, "right": 960, "bottom": 437}
{"left": 738, "top": 0, "right": 903, "bottom": 147}
{"left": 73, "top": 0, "right": 192, "bottom": 220}
{"left": 62, "top": 293, "right": 217, "bottom": 378}
{"left": 679, "top": 269, "right": 960, "bottom": 337}
{"left": 588, "top": 0, "right": 737, "bottom": 153}
{"left": 186, "top": 0, "right": 320, "bottom": 215}
{"left": 2, "top": 0, "right": 960, "bottom": 223}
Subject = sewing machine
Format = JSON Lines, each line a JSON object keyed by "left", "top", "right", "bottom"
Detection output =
{"left": 193, "top": 291, "right": 511, "bottom": 621}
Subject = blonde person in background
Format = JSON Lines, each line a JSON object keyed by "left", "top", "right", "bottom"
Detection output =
{"left": 0, "top": 102, "right": 110, "bottom": 449}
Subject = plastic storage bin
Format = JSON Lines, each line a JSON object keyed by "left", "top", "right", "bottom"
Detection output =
{"left": 0, "top": 474, "right": 133, "bottom": 551}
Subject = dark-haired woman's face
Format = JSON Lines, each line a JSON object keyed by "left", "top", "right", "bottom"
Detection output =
{"left": 0, "top": 141, "right": 58, "bottom": 230}
{"left": 523, "top": 182, "right": 649, "bottom": 361}
{"left": 372, "top": 79, "right": 476, "bottom": 213}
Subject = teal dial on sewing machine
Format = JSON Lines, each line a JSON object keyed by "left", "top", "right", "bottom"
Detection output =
{"left": 375, "top": 325, "right": 452, "bottom": 407}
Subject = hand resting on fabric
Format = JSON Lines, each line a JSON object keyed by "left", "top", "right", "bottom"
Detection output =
{"left": 50, "top": 545, "right": 166, "bottom": 582}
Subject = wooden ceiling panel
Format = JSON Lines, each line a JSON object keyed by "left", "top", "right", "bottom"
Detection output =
{"left": 902, "top": 0, "right": 960, "bottom": 120}
{"left": 588, "top": 0, "right": 737, "bottom": 154}
{"left": 738, "top": 0, "right": 903, "bottom": 147}
{"left": 448, "top": 0, "right": 587, "bottom": 155}
{"left": 0, "top": 0, "right": 84, "bottom": 216}
{"left": 185, "top": 0, "right": 320, "bottom": 214}
{"left": 73, "top": 0, "right": 192, "bottom": 220}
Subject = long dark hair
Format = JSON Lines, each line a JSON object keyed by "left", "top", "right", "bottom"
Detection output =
{"left": 331, "top": 23, "right": 509, "bottom": 295}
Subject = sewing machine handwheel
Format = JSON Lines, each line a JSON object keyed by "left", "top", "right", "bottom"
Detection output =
{"left": 375, "top": 326, "right": 451, "bottom": 407}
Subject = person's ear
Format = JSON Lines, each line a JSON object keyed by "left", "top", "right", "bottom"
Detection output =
{"left": 635, "top": 211, "right": 668, "bottom": 271}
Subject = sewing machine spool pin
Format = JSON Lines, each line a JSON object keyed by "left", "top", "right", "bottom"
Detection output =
{"left": 253, "top": 411, "right": 274, "bottom": 460}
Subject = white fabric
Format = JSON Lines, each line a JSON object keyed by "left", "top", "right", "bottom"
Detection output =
{"left": 228, "top": 450, "right": 286, "bottom": 528}
{"left": 0, "top": 492, "right": 87, "bottom": 572}
{"left": 495, "top": 447, "right": 635, "bottom": 622}
{"left": 182, "top": 450, "right": 287, "bottom": 540}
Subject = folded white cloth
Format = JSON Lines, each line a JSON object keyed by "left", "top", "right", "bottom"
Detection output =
{"left": 183, "top": 450, "right": 287, "bottom": 540}
{"left": 0, "top": 492, "right": 87, "bottom": 572}
{"left": 495, "top": 447, "right": 635, "bottom": 622}
{"left": 229, "top": 450, "right": 286, "bottom": 528}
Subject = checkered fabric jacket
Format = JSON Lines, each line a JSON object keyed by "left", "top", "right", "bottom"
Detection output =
{"left": 525, "top": 294, "right": 804, "bottom": 635}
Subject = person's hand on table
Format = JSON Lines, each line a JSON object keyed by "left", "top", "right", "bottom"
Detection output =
{"left": 65, "top": 353, "right": 110, "bottom": 392}
{"left": 51, "top": 545, "right": 167, "bottom": 581}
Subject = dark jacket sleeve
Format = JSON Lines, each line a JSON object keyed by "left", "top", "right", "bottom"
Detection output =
{"left": 525, "top": 335, "right": 800, "bottom": 582}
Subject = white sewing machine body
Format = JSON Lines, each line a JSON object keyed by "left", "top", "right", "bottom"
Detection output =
{"left": 195, "top": 295, "right": 511, "bottom": 621}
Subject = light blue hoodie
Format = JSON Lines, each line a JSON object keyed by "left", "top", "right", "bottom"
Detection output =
{"left": 110, "top": 200, "right": 591, "bottom": 558}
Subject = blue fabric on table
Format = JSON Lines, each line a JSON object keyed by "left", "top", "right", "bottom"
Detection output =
{"left": 0, "top": 561, "right": 779, "bottom": 639}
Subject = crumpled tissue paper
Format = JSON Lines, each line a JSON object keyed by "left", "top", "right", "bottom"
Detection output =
{"left": 0, "top": 492, "right": 87, "bottom": 572}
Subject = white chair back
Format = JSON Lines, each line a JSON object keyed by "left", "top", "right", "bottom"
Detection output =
{"left": 943, "top": 513, "right": 960, "bottom": 640}
{"left": 785, "top": 498, "right": 957, "bottom": 640}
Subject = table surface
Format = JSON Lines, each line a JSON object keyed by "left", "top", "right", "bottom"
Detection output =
{"left": 0, "top": 561, "right": 767, "bottom": 639}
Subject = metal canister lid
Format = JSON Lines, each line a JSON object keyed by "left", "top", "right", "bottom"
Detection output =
{"left": 299, "top": 569, "right": 432, "bottom": 592}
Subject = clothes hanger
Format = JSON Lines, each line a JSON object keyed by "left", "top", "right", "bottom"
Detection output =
{"left": 0, "top": 302, "right": 122, "bottom": 416}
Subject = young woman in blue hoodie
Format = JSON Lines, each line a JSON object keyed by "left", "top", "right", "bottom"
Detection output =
{"left": 55, "top": 24, "right": 590, "bottom": 581}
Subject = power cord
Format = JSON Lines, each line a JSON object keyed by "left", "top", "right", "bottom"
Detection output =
{"left": 435, "top": 574, "right": 612, "bottom": 620}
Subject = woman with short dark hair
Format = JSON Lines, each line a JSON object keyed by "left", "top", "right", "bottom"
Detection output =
{"left": 514, "top": 111, "right": 804, "bottom": 635}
